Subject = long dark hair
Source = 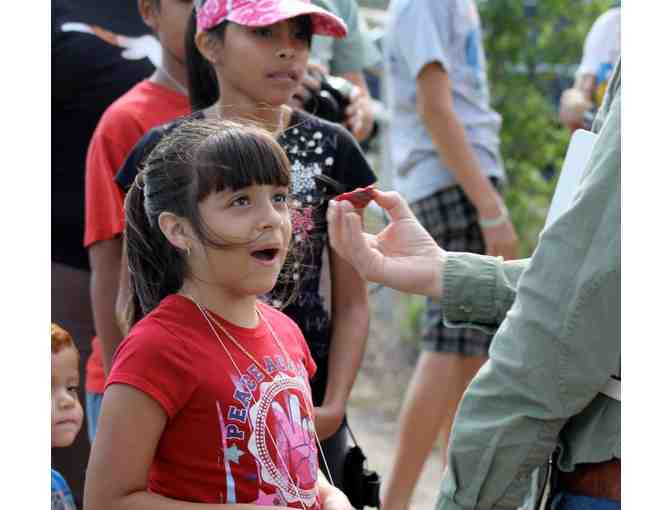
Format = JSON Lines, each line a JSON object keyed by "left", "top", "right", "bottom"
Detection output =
{"left": 123, "top": 119, "right": 291, "bottom": 328}
{"left": 185, "top": 9, "right": 227, "bottom": 111}
{"left": 185, "top": 9, "right": 314, "bottom": 111}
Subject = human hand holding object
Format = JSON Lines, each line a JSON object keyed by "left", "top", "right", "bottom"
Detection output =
{"left": 327, "top": 190, "right": 446, "bottom": 299}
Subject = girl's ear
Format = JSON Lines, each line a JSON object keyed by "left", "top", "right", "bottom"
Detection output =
{"left": 158, "top": 212, "right": 194, "bottom": 253}
{"left": 138, "top": 0, "right": 160, "bottom": 32}
{"left": 195, "top": 30, "right": 220, "bottom": 65}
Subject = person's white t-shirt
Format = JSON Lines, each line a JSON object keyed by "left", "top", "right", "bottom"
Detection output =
{"left": 576, "top": 7, "right": 621, "bottom": 104}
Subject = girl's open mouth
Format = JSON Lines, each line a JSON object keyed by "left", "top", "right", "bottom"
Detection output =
{"left": 251, "top": 248, "right": 280, "bottom": 261}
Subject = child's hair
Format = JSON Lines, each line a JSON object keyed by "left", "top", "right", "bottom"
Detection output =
{"left": 185, "top": 9, "right": 314, "bottom": 111}
{"left": 51, "top": 323, "right": 78, "bottom": 357}
{"left": 185, "top": 9, "right": 228, "bottom": 111}
{"left": 123, "top": 119, "right": 292, "bottom": 328}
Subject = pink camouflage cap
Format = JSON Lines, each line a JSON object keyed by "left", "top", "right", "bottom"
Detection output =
{"left": 195, "top": 0, "right": 348, "bottom": 38}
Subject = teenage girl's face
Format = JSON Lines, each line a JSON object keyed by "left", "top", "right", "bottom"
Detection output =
{"left": 144, "top": 0, "right": 193, "bottom": 64}
{"left": 211, "top": 18, "right": 311, "bottom": 107}
{"left": 51, "top": 347, "right": 83, "bottom": 448}
{"left": 189, "top": 183, "right": 292, "bottom": 297}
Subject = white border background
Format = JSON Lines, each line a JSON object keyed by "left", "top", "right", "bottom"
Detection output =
{"left": 3, "top": 0, "right": 671, "bottom": 507}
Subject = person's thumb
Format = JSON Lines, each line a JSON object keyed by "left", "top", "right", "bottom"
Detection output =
{"left": 372, "top": 190, "right": 416, "bottom": 222}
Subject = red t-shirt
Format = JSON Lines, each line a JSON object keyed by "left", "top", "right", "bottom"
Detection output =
{"left": 84, "top": 79, "right": 190, "bottom": 393}
{"left": 107, "top": 296, "right": 321, "bottom": 507}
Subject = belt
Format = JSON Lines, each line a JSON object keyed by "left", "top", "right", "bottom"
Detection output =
{"left": 557, "top": 458, "right": 620, "bottom": 502}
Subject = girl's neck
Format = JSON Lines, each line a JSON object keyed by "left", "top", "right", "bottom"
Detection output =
{"left": 150, "top": 49, "right": 189, "bottom": 96}
{"left": 179, "top": 280, "right": 259, "bottom": 329}
{"left": 208, "top": 100, "right": 291, "bottom": 135}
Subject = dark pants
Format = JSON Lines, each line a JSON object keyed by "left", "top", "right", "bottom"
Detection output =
{"left": 551, "top": 492, "right": 620, "bottom": 510}
{"left": 51, "top": 262, "right": 95, "bottom": 508}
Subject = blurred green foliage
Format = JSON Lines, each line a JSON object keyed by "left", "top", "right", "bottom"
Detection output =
{"left": 478, "top": 0, "right": 611, "bottom": 255}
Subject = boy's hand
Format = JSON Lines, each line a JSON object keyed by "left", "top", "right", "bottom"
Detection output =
{"left": 559, "top": 88, "right": 594, "bottom": 131}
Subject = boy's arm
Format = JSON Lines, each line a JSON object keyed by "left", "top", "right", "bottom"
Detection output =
{"left": 89, "top": 237, "right": 124, "bottom": 376}
{"left": 416, "top": 62, "right": 518, "bottom": 260}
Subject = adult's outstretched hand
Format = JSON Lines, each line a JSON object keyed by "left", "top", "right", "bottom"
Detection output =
{"left": 326, "top": 190, "right": 447, "bottom": 299}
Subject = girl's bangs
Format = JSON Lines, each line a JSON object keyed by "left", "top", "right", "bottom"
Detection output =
{"left": 194, "top": 129, "right": 291, "bottom": 199}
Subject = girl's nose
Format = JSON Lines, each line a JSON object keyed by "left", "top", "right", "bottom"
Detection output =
{"left": 259, "top": 201, "right": 286, "bottom": 232}
{"left": 276, "top": 47, "right": 296, "bottom": 59}
{"left": 57, "top": 390, "right": 76, "bottom": 409}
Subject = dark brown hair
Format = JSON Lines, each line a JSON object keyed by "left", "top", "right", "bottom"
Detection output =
{"left": 124, "top": 119, "right": 292, "bottom": 328}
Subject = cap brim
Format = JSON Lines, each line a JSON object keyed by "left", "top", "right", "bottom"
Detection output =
{"left": 228, "top": 1, "right": 348, "bottom": 39}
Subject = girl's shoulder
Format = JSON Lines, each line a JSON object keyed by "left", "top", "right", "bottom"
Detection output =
{"left": 122, "top": 295, "right": 203, "bottom": 349}
{"left": 257, "top": 301, "right": 305, "bottom": 340}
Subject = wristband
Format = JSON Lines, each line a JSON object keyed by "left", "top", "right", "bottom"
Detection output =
{"left": 478, "top": 208, "right": 509, "bottom": 229}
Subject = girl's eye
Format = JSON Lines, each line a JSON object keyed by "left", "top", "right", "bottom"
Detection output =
{"left": 231, "top": 196, "right": 251, "bottom": 207}
{"left": 253, "top": 27, "right": 272, "bottom": 38}
{"left": 273, "top": 192, "right": 289, "bottom": 205}
{"left": 294, "top": 28, "right": 311, "bottom": 42}
{"left": 67, "top": 386, "right": 79, "bottom": 395}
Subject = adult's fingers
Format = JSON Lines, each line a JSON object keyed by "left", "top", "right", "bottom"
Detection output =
{"left": 327, "top": 200, "right": 355, "bottom": 259}
{"left": 344, "top": 210, "right": 379, "bottom": 281}
{"left": 372, "top": 190, "right": 417, "bottom": 222}
{"left": 327, "top": 200, "right": 376, "bottom": 280}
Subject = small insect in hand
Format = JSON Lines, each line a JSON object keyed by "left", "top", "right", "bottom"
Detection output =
{"left": 334, "top": 185, "right": 377, "bottom": 209}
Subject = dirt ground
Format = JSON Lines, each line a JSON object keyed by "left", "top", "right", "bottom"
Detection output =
{"left": 344, "top": 287, "right": 444, "bottom": 510}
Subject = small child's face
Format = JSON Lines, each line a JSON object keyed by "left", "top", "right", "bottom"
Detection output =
{"left": 51, "top": 347, "right": 83, "bottom": 447}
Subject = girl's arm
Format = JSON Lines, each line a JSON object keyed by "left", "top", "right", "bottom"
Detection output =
{"left": 314, "top": 217, "right": 370, "bottom": 440}
{"left": 85, "top": 384, "right": 293, "bottom": 510}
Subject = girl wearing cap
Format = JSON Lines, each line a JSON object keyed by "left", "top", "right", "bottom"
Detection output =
{"left": 87, "top": 1, "right": 376, "bottom": 508}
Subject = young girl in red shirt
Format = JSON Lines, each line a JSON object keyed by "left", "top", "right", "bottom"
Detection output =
{"left": 114, "top": 0, "right": 376, "bottom": 489}
{"left": 84, "top": 119, "right": 351, "bottom": 509}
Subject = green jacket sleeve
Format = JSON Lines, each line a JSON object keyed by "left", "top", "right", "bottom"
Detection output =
{"left": 436, "top": 63, "right": 621, "bottom": 509}
{"left": 442, "top": 254, "right": 529, "bottom": 334}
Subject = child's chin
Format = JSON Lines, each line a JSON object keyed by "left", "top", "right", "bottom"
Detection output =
{"left": 52, "top": 432, "right": 79, "bottom": 448}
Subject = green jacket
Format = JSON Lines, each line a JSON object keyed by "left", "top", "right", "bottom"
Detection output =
{"left": 436, "top": 61, "right": 621, "bottom": 509}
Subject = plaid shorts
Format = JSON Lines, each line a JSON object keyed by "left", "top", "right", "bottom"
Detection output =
{"left": 410, "top": 182, "right": 499, "bottom": 357}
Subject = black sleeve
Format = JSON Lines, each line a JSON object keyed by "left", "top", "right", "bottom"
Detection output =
{"left": 114, "top": 113, "right": 202, "bottom": 192}
{"left": 114, "top": 126, "right": 166, "bottom": 193}
{"left": 330, "top": 123, "right": 377, "bottom": 192}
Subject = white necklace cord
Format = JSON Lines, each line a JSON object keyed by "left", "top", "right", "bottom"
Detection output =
{"left": 256, "top": 311, "right": 335, "bottom": 488}
{"left": 195, "top": 302, "right": 308, "bottom": 509}
{"left": 204, "top": 304, "right": 335, "bottom": 488}
{"left": 155, "top": 66, "right": 188, "bottom": 96}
